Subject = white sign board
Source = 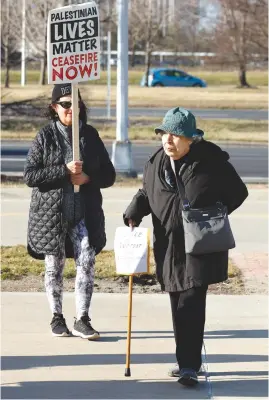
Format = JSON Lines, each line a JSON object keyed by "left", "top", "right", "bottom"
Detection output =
{"left": 114, "top": 227, "right": 150, "bottom": 275}
{"left": 47, "top": 2, "right": 100, "bottom": 84}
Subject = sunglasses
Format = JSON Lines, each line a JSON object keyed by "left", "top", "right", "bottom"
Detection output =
{"left": 55, "top": 101, "right": 80, "bottom": 109}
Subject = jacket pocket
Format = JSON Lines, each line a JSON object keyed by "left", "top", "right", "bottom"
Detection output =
{"left": 31, "top": 191, "right": 41, "bottom": 212}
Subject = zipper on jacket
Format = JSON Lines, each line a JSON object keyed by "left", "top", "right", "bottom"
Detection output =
{"left": 161, "top": 187, "right": 176, "bottom": 193}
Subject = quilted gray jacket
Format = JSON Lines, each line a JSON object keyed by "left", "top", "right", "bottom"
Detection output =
{"left": 24, "top": 121, "right": 116, "bottom": 259}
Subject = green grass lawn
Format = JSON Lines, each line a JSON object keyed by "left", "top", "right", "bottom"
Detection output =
{"left": 1, "top": 68, "right": 268, "bottom": 86}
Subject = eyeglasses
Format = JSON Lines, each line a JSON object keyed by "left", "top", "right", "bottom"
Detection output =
{"left": 55, "top": 101, "right": 81, "bottom": 109}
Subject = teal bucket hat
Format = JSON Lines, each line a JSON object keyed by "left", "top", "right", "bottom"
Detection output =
{"left": 155, "top": 107, "right": 204, "bottom": 138}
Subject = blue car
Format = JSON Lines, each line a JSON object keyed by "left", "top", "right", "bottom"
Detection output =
{"left": 140, "top": 68, "right": 207, "bottom": 88}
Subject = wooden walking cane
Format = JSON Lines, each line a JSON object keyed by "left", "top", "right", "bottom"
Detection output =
{"left": 72, "top": 83, "right": 80, "bottom": 193}
{"left": 125, "top": 274, "right": 133, "bottom": 377}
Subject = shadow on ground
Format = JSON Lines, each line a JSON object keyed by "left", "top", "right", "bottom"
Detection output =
{"left": 103, "top": 329, "right": 268, "bottom": 340}
{"left": 1, "top": 377, "right": 268, "bottom": 399}
{"left": 2, "top": 353, "right": 268, "bottom": 371}
{"left": 2, "top": 329, "right": 268, "bottom": 398}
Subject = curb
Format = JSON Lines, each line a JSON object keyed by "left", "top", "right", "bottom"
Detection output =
{"left": 1, "top": 139, "right": 268, "bottom": 146}
{"left": 1, "top": 173, "right": 267, "bottom": 185}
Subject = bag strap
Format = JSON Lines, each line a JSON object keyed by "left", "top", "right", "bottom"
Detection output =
{"left": 171, "top": 158, "right": 224, "bottom": 212}
{"left": 170, "top": 158, "right": 191, "bottom": 210}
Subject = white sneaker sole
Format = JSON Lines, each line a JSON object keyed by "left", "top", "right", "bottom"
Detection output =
{"left": 52, "top": 331, "right": 70, "bottom": 337}
{"left": 72, "top": 329, "right": 100, "bottom": 340}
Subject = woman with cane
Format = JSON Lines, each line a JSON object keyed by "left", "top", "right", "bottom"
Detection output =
{"left": 123, "top": 107, "right": 248, "bottom": 386}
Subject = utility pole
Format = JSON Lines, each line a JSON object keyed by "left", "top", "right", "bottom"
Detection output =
{"left": 111, "top": 0, "right": 136, "bottom": 177}
{"left": 162, "top": 0, "right": 166, "bottom": 37}
{"left": 168, "top": 0, "right": 175, "bottom": 24}
{"left": 156, "top": 0, "right": 161, "bottom": 22}
{"left": 21, "top": 0, "right": 26, "bottom": 86}
{"left": 107, "top": 0, "right": 111, "bottom": 119}
{"left": 4, "top": 0, "right": 10, "bottom": 88}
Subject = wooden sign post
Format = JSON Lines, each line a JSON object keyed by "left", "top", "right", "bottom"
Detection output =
{"left": 72, "top": 83, "right": 80, "bottom": 192}
{"left": 47, "top": 2, "right": 100, "bottom": 192}
{"left": 125, "top": 274, "right": 133, "bottom": 377}
{"left": 114, "top": 227, "right": 150, "bottom": 376}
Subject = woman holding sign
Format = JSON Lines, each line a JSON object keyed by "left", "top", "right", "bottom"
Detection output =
{"left": 24, "top": 83, "right": 115, "bottom": 339}
{"left": 123, "top": 107, "right": 248, "bottom": 387}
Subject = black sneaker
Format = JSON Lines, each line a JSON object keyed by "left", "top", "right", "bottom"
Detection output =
{"left": 168, "top": 363, "right": 203, "bottom": 377}
{"left": 178, "top": 368, "right": 198, "bottom": 387}
{"left": 50, "top": 313, "right": 70, "bottom": 337}
{"left": 72, "top": 315, "right": 100, "bottom": 340}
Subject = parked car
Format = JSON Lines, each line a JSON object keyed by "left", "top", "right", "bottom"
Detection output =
{"left": 140, "top": 68, "right": 207, "bottom": 87}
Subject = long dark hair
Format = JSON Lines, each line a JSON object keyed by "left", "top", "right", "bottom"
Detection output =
{"left": 44, "top": 100, "right": 88, "bottom": 124}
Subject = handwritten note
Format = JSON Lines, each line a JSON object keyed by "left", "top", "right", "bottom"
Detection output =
{"left": 114, "top": 227, "right": 150, "bottom": 275}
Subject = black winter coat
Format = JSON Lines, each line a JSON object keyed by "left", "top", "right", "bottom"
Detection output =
{"left": 24, "top": 121, "right": 116, "bottom": 259}
{"left": 123, "top": 139, "right": 248, "bottom": 292}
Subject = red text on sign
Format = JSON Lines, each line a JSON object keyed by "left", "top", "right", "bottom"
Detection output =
{"left": 52, "top": 52, "right": 98, "bottom": 67}
{"left": 52, "top": 62, "right": 98, "bottom": 81}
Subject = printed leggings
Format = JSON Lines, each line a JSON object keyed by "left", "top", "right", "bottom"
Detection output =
{"left": 44, "top": 219, "right": 95, "bottom": 319}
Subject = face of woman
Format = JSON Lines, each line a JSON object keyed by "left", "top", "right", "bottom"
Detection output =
{"left": 161, "top": 132, "right": 192, "bottom": 160}
{"left": 52, "top": 95, "right": 73, "bottom": 126}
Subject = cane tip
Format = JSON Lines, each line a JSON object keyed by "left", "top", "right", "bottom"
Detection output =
{"left": 125, "top": 368, "right": 131, "bottom": 377}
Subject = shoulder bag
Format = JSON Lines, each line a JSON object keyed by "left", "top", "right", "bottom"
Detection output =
{"left": 170, "top": 159, "right": 235, "bottom": 255}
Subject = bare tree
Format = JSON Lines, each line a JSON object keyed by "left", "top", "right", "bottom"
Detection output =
{"left": 144, "top": 0, "right": 154, "bottom": 85}
{"left": 128, "top": 0, "right": 214, "bottom": 71}
{"left": 176, "top": 1, "right": 201, "bottom": 58}
{"left": 128, "top": 0, "right": 170, "bottom": 85}
{"left": 246, "top": 0, "right": 268, "bottom": 54}
{"left": 1, "top": 0, "right": 22, "bottom": 87}
{"left": 25, "top": 0, "right": 59, "bottom": 85}
{"left": 98, "top": 0, "right": 117, "bottom": 70}
{"left": 215, "top": 0, "right": 268, "bottom": 87}
{"left": 128, "top": 0, "right": 145, "bottom": 66}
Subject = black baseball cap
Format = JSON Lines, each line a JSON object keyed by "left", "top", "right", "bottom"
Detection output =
{"left": 51, "top": 84, "right": 81, "bottom": 103}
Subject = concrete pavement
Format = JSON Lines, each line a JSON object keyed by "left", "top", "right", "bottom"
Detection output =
{"left": 1, "top": 293, "right": 268, "bottom": 399}
{"left": 1, "top": 186, "right": 268, "bottom": 253}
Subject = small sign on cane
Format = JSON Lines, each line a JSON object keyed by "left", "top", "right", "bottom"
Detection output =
{"left": 114, "top": 227, "right": 150, "bottom": 377}
{"left": 47, "top": 2, "right": 100, "bottom": 192}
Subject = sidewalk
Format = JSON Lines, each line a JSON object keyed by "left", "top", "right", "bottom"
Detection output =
{"left": 1, "top": 293, "right": 268, "bottom": 399}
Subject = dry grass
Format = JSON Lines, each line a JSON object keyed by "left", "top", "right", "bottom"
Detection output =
{"left": 1, "top": 245, "right": 156, "bottom": 280}
{"left": 2, "top": 117, "right": 268, "bottom": 143}
{"left": 2, "top": 84, "right": 268, "bottom": 109}
{"left": 87, "top": 85, "right": 268, "bottom": 110}
{"left": 98, "top": 118, "right": 268, "bottom": 142}
{"left": 1, "top": 245, "right": 238, "bottom": 281}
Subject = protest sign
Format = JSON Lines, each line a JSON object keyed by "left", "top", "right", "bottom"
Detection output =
{"left": 114, "top": 227, "right": 150, "bottom": 275}
{"left": 47, "top": 2, "right": 100, "bottom": 84}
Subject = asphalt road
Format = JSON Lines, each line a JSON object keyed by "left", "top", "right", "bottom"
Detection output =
{"left": 89, "top": 108, "right": 268, "bottom": 120}
{"left": 1, "top": 141, "right": 268, "bottom": 178}
{"left": 2, "top": 105, "right": 268, "bottom": 120}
